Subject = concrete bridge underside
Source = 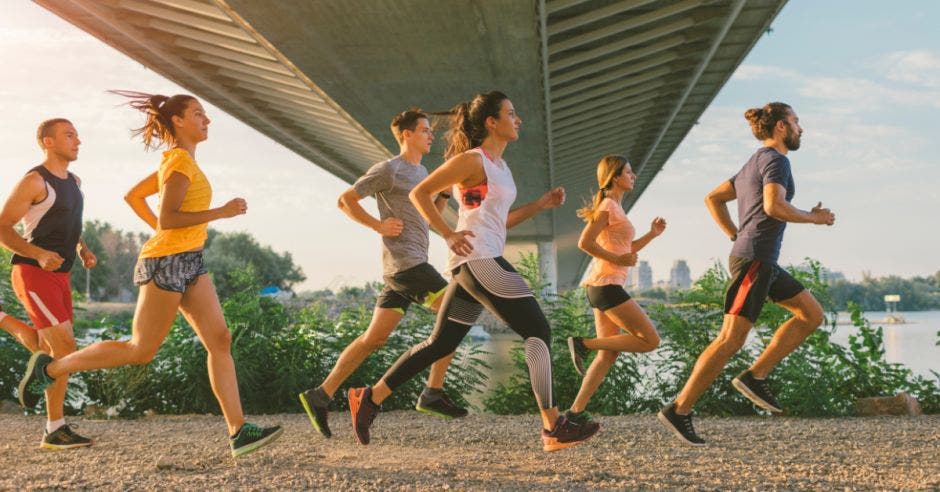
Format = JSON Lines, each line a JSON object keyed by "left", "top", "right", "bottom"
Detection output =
{"left": 36, "top": 0, "right": 786, "bottom": 290}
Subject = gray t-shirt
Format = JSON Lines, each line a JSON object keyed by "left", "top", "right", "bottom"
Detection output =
{"left": 353, "top": 156, "right": 430, "bottom": 276}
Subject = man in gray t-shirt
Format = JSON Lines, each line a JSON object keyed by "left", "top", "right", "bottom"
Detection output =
{"left": 659, "top": 102, "right": 835, "bottom": 447}
{"left": 353, "top": 155, "right": 431, "bottom": 276}
{"left": 299, "top": 110, "right": 468, "bottom": 439}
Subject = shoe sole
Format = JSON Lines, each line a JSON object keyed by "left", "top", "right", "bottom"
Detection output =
{"left": 657, "top": 411, "right": 706, "bottom": 447}
{"left": 231, "top": 427, "right": 283, "bottom": 459}
{"left": 40, "top": 441, "right": 93, "bottom": 450}
{"left": 298, "top": 393, "right": 331, "bottom": 438}
{"left": 414, "top": 404, "right": 466, "bottom": 420}
{"left": 348, "top": 388, "right": 369, "bottom": 445}
{"left": 731, "top": 377, "right": 783, "bottom": 413}
{"left": 567, "top": 338, "right": 585, "bottom": 377}
{"left": 18, "top": 351, "right": 47, "bottom": 408}
{"left": 542, "top": 425, "right": 600, "bottom": 452}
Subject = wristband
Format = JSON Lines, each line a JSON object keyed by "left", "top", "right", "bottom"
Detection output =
{"left": 438, "top": 192, "right": 452, "bottom": 200}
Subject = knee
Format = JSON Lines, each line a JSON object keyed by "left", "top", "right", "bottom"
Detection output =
{"left": 49, "top": 338, "right": 77, "bottom": 358}
{"left": 129, "top": 344, "right": 159, "bottom": 365}
{"left": 714, "top": 331, "right": 747, "bottom": 356}
{"left": 359, "top": 332, "right": 389, "bottom": 352}
{"left": 638, "top": 331, "right": 661, "bottom": 353}
{"left": 203, "top": 329, "right": 233, "bottom": 354}
{"left": 424, "top": 337, "right": 458, "bottom": 360}
{"left": 800, "top": 305, "right": 824, "bottom": 328}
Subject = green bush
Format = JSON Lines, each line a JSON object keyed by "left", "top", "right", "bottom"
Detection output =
{"left": 484, "top": 255, "right": 940, "bottom": 416}
{"left": 37, "top": 267, "right": 488, "bottom": 417}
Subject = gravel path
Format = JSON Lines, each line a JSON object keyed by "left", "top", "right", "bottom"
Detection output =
{"left": 1, "top": 412, "right": 937, "bottom": 490}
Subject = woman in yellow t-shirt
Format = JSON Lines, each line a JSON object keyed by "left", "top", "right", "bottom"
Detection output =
{"left": 565, "top": 155, "right": 666, "bottom": 425}
{"left": 20, "top": 91, "right": 281, "bottom": 458}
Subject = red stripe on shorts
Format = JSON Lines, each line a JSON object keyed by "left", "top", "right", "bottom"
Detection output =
{"left": 729, "top": 260, "right": 761, "bottom": 316}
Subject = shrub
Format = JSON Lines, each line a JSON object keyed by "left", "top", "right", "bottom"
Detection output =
{"left": 484, "top": 255, "right": 940, "bottom": 416}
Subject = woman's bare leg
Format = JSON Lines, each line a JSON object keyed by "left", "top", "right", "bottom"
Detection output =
{"left": 179, "top": 274, "right": 245, "bottom": 436}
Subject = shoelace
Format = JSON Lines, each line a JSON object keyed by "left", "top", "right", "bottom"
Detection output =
{"left": 755, "top": 378, "right": 773, "bottom": 397}
{"left": 437, "top": 396, "right": 459, "bottom": 409}
{"left": 241, "top": 425, "right": 262, "bottom": 441}
{"left": 61, "top": 423, "right": 81, "bottom": 434}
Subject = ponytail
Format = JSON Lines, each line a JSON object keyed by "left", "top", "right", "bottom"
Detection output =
{"left": 109, "top": 90, "right": 197, "bottom": 150}
{"left": 577, "top": 154, "right": 629, "bottom": 222}
{"left": 431, "top": 91, "right": 508, "bottom": 160}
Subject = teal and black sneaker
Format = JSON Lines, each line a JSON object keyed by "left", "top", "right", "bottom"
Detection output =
{"left": 230, "top": 423, "right": 283, "bottom": 458}
{"left": 564, "top": 409, "right": 595, "bottom": 427}
{"left": 415, "top": 390, "right": 468, "bottom": 419}
{"left": 19, "top": 351, "right": 54, "bottom": 408}
{"left": 41, "top": 423, "right": 93, "bottom": 450}
{"left": 298, "top": 387, "right": 332, "bottom": 438}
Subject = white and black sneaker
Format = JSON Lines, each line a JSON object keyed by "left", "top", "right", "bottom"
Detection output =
{"left": 658, "top": 403, "right": 705, "bottom": 447}
{"left": 732, "top": 370, "right": 783, "bottom": 413}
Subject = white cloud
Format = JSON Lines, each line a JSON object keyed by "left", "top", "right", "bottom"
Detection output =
{"left": 876, "top": 50, "right": 940, "bottom": 87}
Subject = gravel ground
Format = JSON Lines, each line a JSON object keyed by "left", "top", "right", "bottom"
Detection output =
{"left": 1, "top": 412, "right": 937, "bottom": 490}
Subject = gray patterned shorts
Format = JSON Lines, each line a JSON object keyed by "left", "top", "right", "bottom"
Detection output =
{"left": 133, "top": 251, "right": 208, "bottom": 293}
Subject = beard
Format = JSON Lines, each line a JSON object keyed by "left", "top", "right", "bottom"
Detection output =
{"left": 784, "top": 126, "right": 801, "bottom": 151}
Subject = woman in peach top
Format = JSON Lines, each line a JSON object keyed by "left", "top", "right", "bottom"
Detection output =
{"left": 565, "top": 155, "right": 666, "bottom": 425}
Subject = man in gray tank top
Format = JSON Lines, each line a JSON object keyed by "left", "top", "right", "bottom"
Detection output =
{"left": 299, "top": 110, "right": 465, "bottom": 439}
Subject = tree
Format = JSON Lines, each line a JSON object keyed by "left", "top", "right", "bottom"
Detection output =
{"left": 203, "top": 230, "right": 305, "bottom": 298}
{"left": 70, "top": 220, "right": 148, "bottom": 301}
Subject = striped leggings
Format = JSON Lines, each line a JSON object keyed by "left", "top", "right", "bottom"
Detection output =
{"left": 381, "top": 256, "right": 554, "bottom": 409}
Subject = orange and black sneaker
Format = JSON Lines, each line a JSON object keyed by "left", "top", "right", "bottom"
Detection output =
{"left": 348, "top": 386, "right": 379, "bottom": 445}
{"left": 541, "top": 415, "right": 599, "bottom": 452}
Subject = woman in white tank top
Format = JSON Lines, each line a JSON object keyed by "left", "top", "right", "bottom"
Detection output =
{"left": 349, "top": 91, "right": 600, "bottom": 453}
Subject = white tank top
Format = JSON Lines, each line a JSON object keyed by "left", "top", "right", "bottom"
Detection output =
{"left": 447, "top": 148, "right": 517, "bottom": 271}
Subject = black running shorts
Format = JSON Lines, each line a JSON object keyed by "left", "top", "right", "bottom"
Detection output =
{"left": 723, "top": 256, "right": 805, "bottom": 323}
{"left": 585, "top": 284, "right": 632, "bottom": 311}
{"left": 377, "top": 262, "right": 448, "bottom": 314}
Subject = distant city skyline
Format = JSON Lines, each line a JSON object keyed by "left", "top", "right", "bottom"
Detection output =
{"left": 1, "top": 2, "right": 938, "bottom": 291}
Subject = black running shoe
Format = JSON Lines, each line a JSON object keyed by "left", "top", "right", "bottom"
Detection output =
{"left": 732, "top": 370, "right": 783, "bottom": 413}
{"left": 348, "top": 386, "right": 379, "bottom": 445}
{"left": 564, "top": 409, "right": 595, "bottom": 426}
{"left": 230, "top": 422, "right": 283, "bottom": 458}
{"left": 298, "top": 387, "right": 332, "bottom": 438}
{"left": 416, "top": 392, "right": 468, "bottom": 419}
{"left": 40, "top": 423, "right": 92, "bottom": 450}
{"left": 19, "top": 351, "right": 54, "bottom": 408}
{"left": 567, "top": 336, "right": 589, "bottom": 376}
{"left": 542, "top": 415, "right": 600, "bottom": 452}
{"left": 657, "top": 403, "right": 705, "bottom": 447}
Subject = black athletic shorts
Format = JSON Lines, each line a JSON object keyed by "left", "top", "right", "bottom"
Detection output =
{"left": 377, "top": 262, "right": 448, "bottom": 314}
{"left": 723, "top": 256, "right": 805, "bottom": 323}
{"left": 585, "top": 284, "right": 632, "bottom": 311}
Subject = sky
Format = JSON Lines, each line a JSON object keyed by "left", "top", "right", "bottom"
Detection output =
{"left": 1, "top": 1, "right": 938, "bottom": 291}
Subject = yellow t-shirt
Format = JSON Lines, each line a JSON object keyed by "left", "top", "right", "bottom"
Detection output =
{"left": 138, "top": 148, "right": 212, "bottom": 258}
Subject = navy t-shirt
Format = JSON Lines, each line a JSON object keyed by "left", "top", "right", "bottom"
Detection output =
{"left": 729, "top": 147, "right": 794, "bottom": 262}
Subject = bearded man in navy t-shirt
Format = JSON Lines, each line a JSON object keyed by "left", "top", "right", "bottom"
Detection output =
{"left": 659, "top": 102, "right": 836, "bottom": 446}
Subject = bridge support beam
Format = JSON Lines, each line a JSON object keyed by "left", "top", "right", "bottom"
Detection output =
{"left": 537, "top": 240, "right": 558, "bottom": 296}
